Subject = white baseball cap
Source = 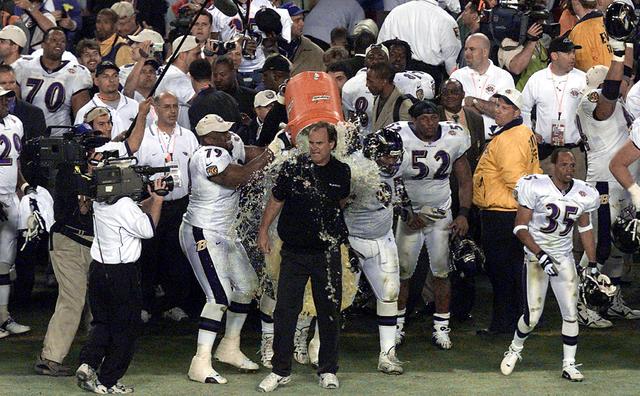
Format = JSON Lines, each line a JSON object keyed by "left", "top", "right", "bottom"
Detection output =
{"left": 111, "top": 1, "right": 135, "bottom": 18}
{"left": 195, "top": 114, "right": 234, "bottom": 136}
{"left": 254, "top": 90, "right": 278, "bottom": 108}
{"left": 0, "top": 25, "right": 27, "bottom": 48}
{"left": 0, "top": 87, "right": 15, "bottom": 97}
{"left": 586, "top": 65, "right": 609, "bottom": 89}
{"left": 128, "top": 29, "right": 164, "bottom": 45}
{"left": 170, "top": 35, "right": 199, "bottom": 58}
{"left": 352, "top": 19, "right": 379, "bottom": 38}
{"left": 493, "top": 88, "right": 523, "bottom": 111}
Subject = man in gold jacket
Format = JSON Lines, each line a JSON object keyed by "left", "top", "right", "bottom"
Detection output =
{"left": 473, "top": 88, "right": 542, "bottom": 335}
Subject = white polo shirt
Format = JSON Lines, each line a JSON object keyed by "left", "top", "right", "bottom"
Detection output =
{"left": 378, "top": 0, "right": 461, "bottom": 73}
{"left": 75, "top": 94, "right": 139, "bottom": 139}
{"left": 521, "top": 65, "right": 586, "bottom": 145}
{"left": 155, "top": 65, "right": 194, "bottom": 130}
{"left": 91, "top": 197, "right": 155, "bottom": 264}
{"left": 449, "top": 60, "right": 515, "bottom": 139}
{"left": 135, "top": 123, "right": 198, "bottom": 201}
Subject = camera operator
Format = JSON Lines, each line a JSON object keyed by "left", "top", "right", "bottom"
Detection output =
{"left": 498, "top": 22, "right": 549, "bottom": 90}
{"left": 75, "top": 177, "right": 166, "bottom": 394}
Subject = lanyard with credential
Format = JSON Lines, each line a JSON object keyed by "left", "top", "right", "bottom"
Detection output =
{"left": 154, "top": 124, "right": 176, "bottom": 163}
{"left": 551, "top": 71, "right": 568, "bottom": 120}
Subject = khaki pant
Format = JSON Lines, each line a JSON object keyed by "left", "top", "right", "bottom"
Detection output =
{"left": 41, "top": 232, "right": 93, "bottom": 364}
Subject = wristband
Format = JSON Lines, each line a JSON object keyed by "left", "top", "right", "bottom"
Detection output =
{"left": 20, "top": 182, "right": 30, "bottom": 194}
{"left": 624, "top": 65, "right": 633, "bottom": 78}
{"left": 577, "top": 223, "right": 593, "bottom": 233}
{"left": 513, "top": 224, "right": 528, "bottom": 235}
{"left": 458, "top": 207, "right": 470, "bottom": 218}
{"left": 612, "top": 54, "right": 625, "bottom": 63}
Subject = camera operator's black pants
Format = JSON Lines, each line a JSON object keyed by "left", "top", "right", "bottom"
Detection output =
{"left": 480, "top": 210, "right": 523, "bottom": 333}
{"left": 271, "top": 248, "right": 342, "bottom": 377}
{"left": 79, "top": 261, "right": 141, "bottom": 388}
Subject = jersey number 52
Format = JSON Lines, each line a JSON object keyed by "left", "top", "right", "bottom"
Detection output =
{"left": 411, "top": 150, "right": 450, "bottom": 180}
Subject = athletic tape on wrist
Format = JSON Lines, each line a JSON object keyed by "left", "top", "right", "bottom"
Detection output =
{"left": 513, "top": 224, "right": 528, "bottom": 236}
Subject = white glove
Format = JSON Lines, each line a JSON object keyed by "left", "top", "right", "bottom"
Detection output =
{"left": 536, "top": 250, "right": 559, "bottom": 276}
{"left": 267, "top": 130, "right": 290, "bottom": 158}
{"left": 609, "top": 37, "right": 626, "bottom": 53}
{"left": 416, "top": 206, "right": 447, "bottom": 223}
{"left": 19, "top": 199, "right": 46, "bottom": 251}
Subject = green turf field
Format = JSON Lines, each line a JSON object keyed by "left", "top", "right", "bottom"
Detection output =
{"left": 2, "top": 272, "right": 639, "bottom": 395}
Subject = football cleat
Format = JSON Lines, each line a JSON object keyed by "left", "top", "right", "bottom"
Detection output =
{"left": 500, "top": 344, "right": 523, "bottom": 375}
{"left": 259, "top": 333, "right": 274, "bottom": 368}
{"left": 377, "top": 349, "right": 403, "bottom": 375}
{"left": 1, "top": 316, "right": 30, "bottom": 335}
{"left": 162, "top": 307, "right": 188, "bottom": 322}
{"left": 293, "top": 326, "right": 310, "bottom": 364}
{"left": 188, "top": 355, "right": 228, "bottom": 384}
{"left": 577, "top": 301, "right": 613, "bottom": 328}
{"left": 319, "top": 373, "right": 339, "bottom": 389}
{"left": 76, "top": 363, "right": 100, "bottom": 393}
{"left": 432, "top": 326, "right": 452, "bottom": 350}
{"left": 562, "top": 362, "right": 584, "bottom": 382}
{"left": 607, "top": 289, "right": 640, "bottom": 320}
{"left": 0, "top": 328, "right": 8, "bottom": 339}
{"left": 257, "top": 372, "right": 291, "bottom": 392}
{"left": 308, "top": 335, "right": 320, "bottom": 368}
{"left": 103, "top": 383, "right": 134, "bottom": 394}
{"left": 214, "top": 336, "right": 259, "bottom": 372}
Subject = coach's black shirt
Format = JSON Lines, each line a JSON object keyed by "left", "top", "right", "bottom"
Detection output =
{"left": 272, "top": 154, "right": 350, "bottom": 253}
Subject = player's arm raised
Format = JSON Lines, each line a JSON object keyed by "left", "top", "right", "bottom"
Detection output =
{"left": 593, "top": 46, "right": 624, "bottom": 121}
{"left": 209, "top": 150, "right": 272, "bottom": 189}
{"left": 123, "top": 97, "right": 152, "bottom": 154}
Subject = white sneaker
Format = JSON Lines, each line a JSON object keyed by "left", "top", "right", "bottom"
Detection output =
{"left": 1, "top": 316, "right": 30, "bottom": 335}
{"left": 500, "top": 344, "right": 523, "bottom": 375}
{"left": 76, "top": 363, "right": 101, "bottom": 393}
{"left": 395, "top": 328, "right": 405, "bottom": 346}
{"left": 319, "top": 373, "right": 339, "bottom": 389}
{"left": 308, "top": 336, "right": 320, "bottom": 368}
{"left": 377, "top": 349, "right": 403, "bottom": 375}
{"left": 259, "top": 333, "right": 274, "bottom": 368}
{"left": 607, "top": 290, "right": 640, "bottom": 320}
{"left": 162, "top": 307, "right": 188, "bottom": 322}
{"left": 187, "top": 355, "right": 228, "bottom": 384}
{"left": 293, "top": 326, "right": 310, "bottom": 364}
{"left": 79, "top": 378, "right": 108, "bottom": 394}
{"left": 105, "top": 382, "right": 134, "bottom": 394}
{"left": 214, "top": 336, "right": 259, "bottom": 372}
{"left": 140, "top": 310, "right": 151, "bottom": 324}
{"left": 577, "top": 302, "right": 613, "bottom": 328}
{"left": 0, "top": 328, "right": 9, "bottom": 339}
{"left": 257, "top": 372, "right": 291, "bottom": 392}
{"left": 431, "top": 326, "right": 452, "bottom": 350}
{"left": 562, "top": 362, "right": 584, "bottom": 382}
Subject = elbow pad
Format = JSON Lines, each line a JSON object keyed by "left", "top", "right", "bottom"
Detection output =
{"left": 601, "top": 80, "right": 622, "bottom": 101}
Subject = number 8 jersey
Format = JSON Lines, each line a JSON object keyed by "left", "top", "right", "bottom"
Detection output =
{"left": 515, "top": 174, "right": 600, "bottom": 258}
{"left": 396, "top": 120, "right": 470, "bottom": 210}
{"left": 15, "top": 57, "right": 92, "bottom": 130}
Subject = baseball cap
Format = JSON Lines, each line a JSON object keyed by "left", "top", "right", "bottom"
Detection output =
{"left": 493, "top": 88, "right": 523, "bottom": 111}
{"left": 170, "top": 35, "right": 199, "bottom": 58}
{"left": 111, "top": 1, "right": 135, "bottom": 18}
{"left": 255, "top": 8, "right": 283, "bottom": 36}
{"left": 254, "top": 90, "right": 278, "bottom": 108}
{"left": 0, "top": 25, "right": 27, "bottom": 48}
{"left": 366, "top": 43, "right": 389, "bottom": 58}
{"left": 260, "top": 54, "right": 291, "bottom": 73}
{"left": 195, "top": 114, "right": 235, "bottom": 136}
{"left": 548, "top": 36, "right": 582, "bottom": 53}
{"left": 84, "top": 107, "right": 110, "bottom": 123}
{"left": 0, "top": 87, "right": 14, "bottom": 98}
{"left": 95, "top": 61, "right": 120, "bottom": 77}
{"left": 280, "top": 2, "right": 305, "bottom": 16}
{"left": 143, "top": 59, "right": 161, "bottom": 70}
{"left": 586, "top": 65, "right": 609, "bottom": 89}
{"left": 409, "top": 100, "right": 438, "bottom": 118}
{"left": 352, "top": 19, "right": 379, "bottom": 38}
{"left": 128, "top": 29, "right": 164, "bottom": 45}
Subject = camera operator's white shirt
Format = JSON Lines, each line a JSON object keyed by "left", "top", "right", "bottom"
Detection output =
{"left": 449, "top": 60, "right": 515, "bottom": 139}
{"left": 521, "top": 65, "right": 586, "bottom": 145}
{"left": 155, "top": 64, "right": 194, "bottom": 130}
{"left": 91, "top": 197, "right": 155, "bottom": 264}
{"left": 378, "top": 0, "right": 461, "bottom": 74}
{"left": 0, "top": 115, "right": 23, "bottom": 194}
{"left": 135, "top": 122, "right": 198, "bottom": 201}
{"left": 74, "top": 94, "right": 139, "bottom": 139}
{"left": 94, "top": 141, "right": 132, "bottom": 157}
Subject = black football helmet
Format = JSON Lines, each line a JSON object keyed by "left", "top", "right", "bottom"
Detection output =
{"left": 579, "top": 269, "right": 617, "bottom": 310}
{"left": 611, "top": 206, "right": 640, "bottom": 254}
{"left": 605, "top": 1, "right": 638, "bottom": 41}
{"left": 449, "top": 236, "right": 485, "bottom": 278}
{"left": 363, "top": 127, "right": 404, "bottom": 177}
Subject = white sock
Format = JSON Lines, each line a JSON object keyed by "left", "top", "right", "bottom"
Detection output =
{"left": 261, "top": 319, "right": 274, "bottom": 335}
{"left": 225, "top": 309, "right": 248, "bottom": 339}
{"left": 0, "top": 285, "right": 9, "bottom": 323}
{"left": 511, "top": 316, "right": 533, "bottom": 349}
{"left": 562, "top": 320, "right": 579, "bottom": 365}
{"left": 433, "top": 312, "right": 450, "bottom": 330}
{"left": 396, "top": 308, "right": 406, "bottom": 332}
{"left": 377, "top": 301, "right": 397, "bottom": 354}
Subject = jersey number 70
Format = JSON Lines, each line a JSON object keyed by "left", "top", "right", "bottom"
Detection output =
{"left": 25, "top": 78, "right": 66, "bottom": 113}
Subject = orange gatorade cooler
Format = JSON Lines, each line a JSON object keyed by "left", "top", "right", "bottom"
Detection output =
{"left": 284, "top": 71, "right": 344, "bottom": 144}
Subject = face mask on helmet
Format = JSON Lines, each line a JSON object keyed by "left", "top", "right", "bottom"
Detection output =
{"left": 611, "top": 206, "right": 640, "bottom": 254}
{"left": 579, "top": 271, "right": 617, "bottom": 310}
{"left": 363, "top": 128, "right": 404, "bottom": 177}
{"left": 449, "top": 236, "right": 485, "bottom": 278}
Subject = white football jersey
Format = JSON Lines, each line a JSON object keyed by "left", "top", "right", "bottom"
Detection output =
{"left": 14, "top": 57, "right": 92, "bottom": 130}
{"left": 342, "top": 68, "right": 436, "bottom": 134}
{"left": 0, "top": 115, "right": 23, "bottom": 193}
{"left": 577, "top": 88, "right": 634, "bottom": 183}
{"left": 343, "top": 151, "right": 400, "bottom": 239}
{"left": 183, "top": 133, "right": 246, "bottom": 235}
{"left": 396, "top": 121, "right": 470, "bottom": 209}
{"left": 515, "top": 174, "right": 599, "bottom": 258}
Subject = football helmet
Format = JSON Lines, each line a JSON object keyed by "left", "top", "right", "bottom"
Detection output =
{"left": 579, "top": 269, "right": 617, "bottom": 311}
{"left": 605, "top": 1, "right": 638, "bottom": 41}
{"left": 363, "top": 128, "right": 404, "bottom": 177}
{"left": 449, "top": 236, "right": 485, "bottom": 278}
{"left": 611, "top": 206, "right": 640, "bottom": 254}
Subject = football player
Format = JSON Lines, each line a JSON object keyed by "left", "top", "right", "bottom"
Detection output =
{"left": 501, "top": 149, "right": 600, "bottom": 382}
{"left": 342, "top": 44, "right": 435, "bottom": 135}
{"left": 179, "top": 114, "right": 275, "bottom": 384}
{"left": 14, "top": 28, "right": 92, "bottom": 131}
{"left": 0, "top": 87, "right": 34, "bottom": 338}
{"left": 393, "top": 100, "right": 473, "bottom": 349}
{"left": 576, "top": 38, "right": 640, "bottom": 328}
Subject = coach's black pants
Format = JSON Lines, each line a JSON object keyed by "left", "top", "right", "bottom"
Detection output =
{"left": 272, "top": 248, "right": 342, "bottom": 377}
{"left": 480, "top": 210, "right": 523, "bottom": 333}
{"left": 80, "top": 261, "right": 141, "bottom": 388}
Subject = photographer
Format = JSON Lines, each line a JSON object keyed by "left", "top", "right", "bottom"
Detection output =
{"left": 498, "top": 22, "right": 549, "bottom": 90}
{"left": 75, "top": 177, "right": 166, "bottom": 394}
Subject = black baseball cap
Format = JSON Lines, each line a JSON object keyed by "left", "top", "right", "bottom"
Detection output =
{"left": 95, "top": 61, "right": 120, "bottom": 76}
{"left": 260, "top": 54, "right": 291, "bottom": 73}
{"left": 255, "top": 8, "right": 282, "bottom": 36}
{"left": 409, "top": 100, "right": 438, "bottom": 118}
{"left": 548, "top": 37, "right": 582, "bottom": 53}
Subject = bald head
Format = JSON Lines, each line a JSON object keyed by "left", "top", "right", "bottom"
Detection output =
{"left": 466, "top": 33, "right": 490, "bottom": 50}
{"left": 464, "top": 33, "right": 491, "bottom": 71}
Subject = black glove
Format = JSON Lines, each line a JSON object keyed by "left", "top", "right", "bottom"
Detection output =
{"left": 536, "top": 250, "right": 558, "bottom": 276}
